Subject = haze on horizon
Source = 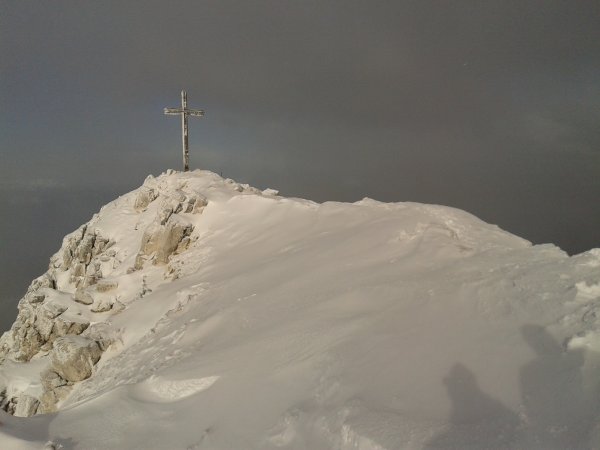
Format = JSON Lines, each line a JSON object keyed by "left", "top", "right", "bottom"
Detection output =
{"left": 1, "top": 1, "right": 599, "bottom": 331}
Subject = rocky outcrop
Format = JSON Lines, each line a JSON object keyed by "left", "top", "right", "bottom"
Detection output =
{"left": 95, "top": 280, "right": 118, "bottom": 292}
{"left": 56, "top": 225, "right": 114, "bottom": 288}
{"left": 130, "top": 177, "right": 207, "bottom": 271}
{"left": 0, "top": 224, "right": 115, "bottom": 363}
{"left": 133, "top": 186, "right": 159, "bottom": 212}
{"left": 0, "top": 225, "right": 114, "bottom": 415}
{"left": 38, "top": 372, "right": 72, "bottom": 415}
{"left": 13, "top": 394, "right": 40, "bottom": 418}
{"left": 33, "top": 336, "right": 103, "bottom": 414}
{"left": 0, "top": 299, "right": 91, "bottom": 363}
{"left": 35, "top": 301, "right": 68, "bottom": 341}
{"left": 91, "top": 295, "right": 116, "bottom": 313}
{"left": 73, "top": 287, "right": 94, "bottom": 305}
{"left": 0, "top": 170, "right": 215, "bottom": 417}
{"left": 50, "top": 335, "right": 102, "bottom": 383}
{"left": 135, "top": 216, "right": 194, "bottom": 268}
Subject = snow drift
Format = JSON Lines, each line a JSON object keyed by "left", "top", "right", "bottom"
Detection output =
{"left": 0, "top": 170, "right": 599, "bottom": 449}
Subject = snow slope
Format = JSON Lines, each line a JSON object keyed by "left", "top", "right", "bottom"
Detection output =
{"left": 1, "top": 170, "right": 599, "bottom": 449}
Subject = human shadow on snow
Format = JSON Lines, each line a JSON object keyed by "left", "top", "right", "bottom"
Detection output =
{"left": 425, "top": 324, "right": 600, "bottom": 449}
{"left": 519, "top": 324, "right": 600, "bottom": 449}
{"left": 423, "top": 363, "right": 520, "bottom": 449}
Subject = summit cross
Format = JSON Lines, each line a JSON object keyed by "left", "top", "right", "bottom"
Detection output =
{"left": 164, "top": 90, "right": 205, "bottom": 172}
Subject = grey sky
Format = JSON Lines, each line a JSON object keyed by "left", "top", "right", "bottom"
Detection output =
{"left": 1, "top": 1, "right": 599, "bottom": 329}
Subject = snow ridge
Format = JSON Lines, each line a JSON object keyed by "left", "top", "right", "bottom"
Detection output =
{"left": 0, "top": 170, "right": 599, "bottom": 449}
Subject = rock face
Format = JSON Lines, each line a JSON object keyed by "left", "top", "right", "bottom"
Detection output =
{"left": 137, "top": 216, "right": 193, "bottom": 267}
{"left": 39, "top": 385, "right": 72, "bottom": 414}
{"left": 0, "top": 206, "right": 120, "bottom": 416}
{"left": 133, "top": 186, "right": 159, "bottom": 211}
{"left": 0, "top": 224, "right": 114, "bottom": 363}
{"left": 50, "top": 336, "right": 102, "bottom": 383}
{"left": 0, "top": 170, "right": 220, "bottom": 416}
{"left": 37, "top": 369, "right": 71, "bottom": 414}
{"left": 13, "top": 394, "right": 40, "bottom": 418}
{"left": 73, "top": 287, "right": 94, "bottom": 305}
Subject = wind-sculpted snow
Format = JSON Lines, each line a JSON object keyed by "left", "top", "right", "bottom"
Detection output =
{"left": 0, "top": 170, "right": 599, "bottom": 449}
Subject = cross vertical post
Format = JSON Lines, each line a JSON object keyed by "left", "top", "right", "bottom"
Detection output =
{"left": 181, "top": 90, "right": 189, "bottom": 171}
{"left": 164, "top": 90, "right": 205, "bottom": 172}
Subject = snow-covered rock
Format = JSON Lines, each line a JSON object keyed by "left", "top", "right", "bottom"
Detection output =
{"left": 136, "top": 215, "right": 193, "bottom": 267}
{"left": 13, "top": 394, "right": 39, "bottom": 418}
{"left": 50, "top": 335, "right": 102, "bottom": 383}
{"left": 0, "top": 169, "right": 598, "bottom": 449}
{"left": 73, "top": 287, "right": 94, "bottom": 305}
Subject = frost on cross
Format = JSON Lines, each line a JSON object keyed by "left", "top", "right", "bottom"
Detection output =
{"left": 164, "top": 90, "right": 204, "bottom": 172}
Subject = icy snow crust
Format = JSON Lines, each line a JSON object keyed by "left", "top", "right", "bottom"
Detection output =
{"left": 1, "top": 170, "right": 600, "bottom": 449}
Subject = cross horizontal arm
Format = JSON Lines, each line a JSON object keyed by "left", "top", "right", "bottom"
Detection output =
{"left": 164, "top": 107, "right": 205, "bottom": 116}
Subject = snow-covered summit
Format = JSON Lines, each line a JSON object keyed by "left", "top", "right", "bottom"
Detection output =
{"left": 1, "top": 170, "right": 599, "bottom": 449}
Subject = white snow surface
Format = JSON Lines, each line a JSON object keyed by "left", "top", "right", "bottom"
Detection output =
{"left": 1, "top": 170, "right": 600, "bottom": 449}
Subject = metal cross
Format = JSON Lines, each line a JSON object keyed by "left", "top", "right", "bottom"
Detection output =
{"left": 164, "top": 90, "right": 205, "bottom": 172}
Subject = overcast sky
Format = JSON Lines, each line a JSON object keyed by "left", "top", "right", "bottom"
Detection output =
{"left": 1, "top": 1, "right": 599, "bottom": 330}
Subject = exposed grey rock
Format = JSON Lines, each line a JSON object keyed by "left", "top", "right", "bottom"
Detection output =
{"left": 91, "top": 296, "right": 115, "bottom": 313}
{"left": 134, "top": 187, "right": 158, "bottom": 211}
{"left": 76, "top": 234, "right": 96, "bottom": 265}
{"left": 71, "top": 262, "right": 86, "bottom": 279}
{"left": 0, "top": 174, "right": 212, "bottom": 417}
{"left": 96, "top": 280, "right": 118, "bottom": 292}
{"left": 112, "top": 300, "right": 126, "bottom": 314}
{"left": 13, "top": 394, "right": 40, "bottom": 417}
{"left": 12, "top": 326, "right": 44, "bottom": 362}
{"left": 35, "top": 319, "right": 54, "bottom": 343}
{"left": 50, "top": 335, "right": 102, "bottom": 383}
{"left": 173, "top": 189, "right": 187, "bottom": 203}
{"left": 34, "top": 301, "right": 68, "bottom": 341}
{"left": 61, "top": 234, "right": 80, "bottom": 270}
{"left": 58, "top": 225, "right": 88, "bottom": 267}
{"left": 42, "top": 302, "right": 68, "bottom": 319}
{"left": 32, "top": 274, "right": 56, "bottom": 291}
{"left": 132, "top": 254, "right": 145, "bottom": 271}
{"left": 34, "top": 304, "right": 88, "bottom": 349}
{"left": 86, "top": 261, "right": 101, "bottom": 277}
{"left": 38, "top": 385, "right": 72, "bottom": 414}
{"left": 16, "top": 303, "right": 35, "bottom": 325}
{"left": 138, "top": 216, "right": 193, "bottom": 265}
{"left": 158, "top": 203, "right": 174, "bottom": 225}
{"left": 38, "top": 391, "right": 55, "bottom": 414}
{"left": 22, "top": 274, "right": 55, "bottom": 304}
{"left": 0, "top": 389, "right": 9, "bottom": 412}
{"left": 92, "top": 237, "right": 108, "bottom": 257}
{"left": 40, "top": 369, "right": 68, "bottom": 392}
{"left": 60, "top": 227, "right": 112, "bottom": 288}
{"left": 43, "top": 441, "right": 58, "bottom": 450}
{"left": 83, "top": 322, "right": 118, "bottom": 351}
{"left": 73, "top": 288, "right": 94, "bottom": 305}
{"left": 27, "top": 293, "right": 46, "bottom": 304}
{"left": 1, "top": 394, "right": 16, "bottom": 415}
{"left": 82, "top": 275, "right": 98, "bottom": 288}
{"left": 176, "top": 236, "right": 192, "bottom": 254}
{"left": 51, "top": 314, "right": 89, "bottom": 338}
{"left": 81, "top": 260, "right": 101, "bottom": 287}
{"left": 38, "top": 369, "right": 72, "bottom": 414}
{"left": 192, "top": 195, "right": 208, "bottom": 213}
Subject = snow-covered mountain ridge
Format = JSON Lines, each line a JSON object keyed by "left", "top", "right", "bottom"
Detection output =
{"left": 0, "top": 170, "right": 599, "bottom": 449}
